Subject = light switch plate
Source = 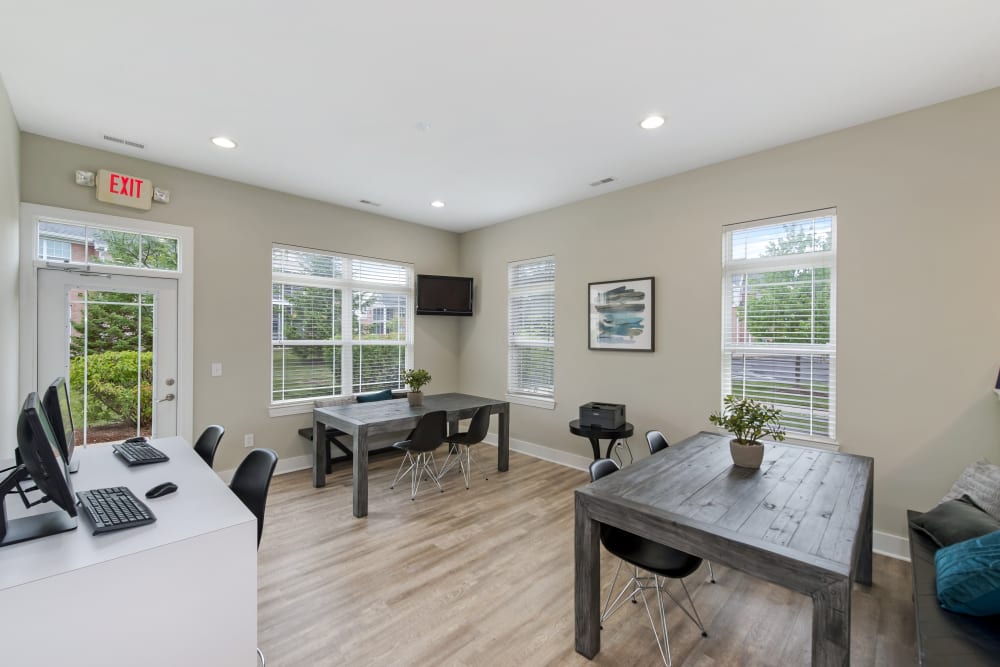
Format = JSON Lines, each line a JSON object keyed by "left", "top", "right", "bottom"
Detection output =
{"left": 211, "top": 362, "right": 222, "bottom": 377}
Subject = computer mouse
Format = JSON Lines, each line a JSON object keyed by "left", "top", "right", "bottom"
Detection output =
{"left": 145, "top": 482, "right": 178, "bottom": 498}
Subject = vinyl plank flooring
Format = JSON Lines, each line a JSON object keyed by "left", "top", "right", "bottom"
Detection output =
{"left": 257, "top": 451, "right": 915, "bottom": 666}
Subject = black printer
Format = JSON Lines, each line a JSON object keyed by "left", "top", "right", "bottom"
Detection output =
{"left": 579, "top": 402, "right": 626, "bottom": 429}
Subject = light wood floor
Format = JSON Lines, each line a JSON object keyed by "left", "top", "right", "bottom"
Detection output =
{"left": 258, "top": 450, "right": 916, "bottom": 666}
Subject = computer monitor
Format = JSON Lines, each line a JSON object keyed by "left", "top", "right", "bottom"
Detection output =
{"left": 0, "top": 393, "right": 78, "bottom": 547}
{"left": 42, "top": 377, "right": 79, "bottom": 473}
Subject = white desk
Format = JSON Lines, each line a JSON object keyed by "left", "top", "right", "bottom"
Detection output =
{"left": 0, "top": 437, "right": 258, "bottom": 666}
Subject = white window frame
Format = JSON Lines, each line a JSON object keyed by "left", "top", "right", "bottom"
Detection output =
{"left": 18, "top": 203, "right": 195, "bottom": 444}
{"left": 38, "top": 237, "right": 72, "bottom": 261}
{"left": 507, "top": 256, "right": 556, "bottom": 409}
{"left": 32, "top": 217, "right": 182, "bottom": 275}
{"left": 268, "top": 244, "right": 414, "bottom": 417}
{"left": 721, "top": 208, "right": 837, "bottom": 446}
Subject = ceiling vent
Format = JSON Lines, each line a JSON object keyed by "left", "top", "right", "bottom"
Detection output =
{"left": 103, "top": 134, "right": 145, "bottom": 150}
{"left": 589, "top": 177, "right": 616, "bottom": 187}
{"left": 359, "top": 199, "right": 382, "bottom": 207}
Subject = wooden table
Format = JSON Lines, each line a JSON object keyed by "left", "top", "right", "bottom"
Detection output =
{"left": 574, "top": 431, "right": 873, "bottom": 667}
{"left": 313, "top": 393, "right": 510, "bottom": 517}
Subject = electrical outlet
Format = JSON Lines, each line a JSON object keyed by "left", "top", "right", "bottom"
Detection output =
{"left": 211, "top": 362, "right": 222, "bottom": 377}
{"left": 244, "top": 433, "right": 254, "bottom": 448}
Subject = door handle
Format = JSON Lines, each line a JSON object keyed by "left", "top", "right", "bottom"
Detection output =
{"left": 158, "top": 393, "right": 176, "bottom": 403}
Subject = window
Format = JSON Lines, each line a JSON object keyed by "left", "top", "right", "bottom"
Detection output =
{"left": 722, "top": 209, "right": 836, "bottom": 442}
{"left": 39, "top": 237, "right": 71, "bottom": 261}
{"left": 36, "top": 220, "right": 180, "bottom": 271}
{"left": 271, "top": 246, "right": 413, "bottom": 404}
{"left": 507, "top": 256, "right": 555, "bottom": 405}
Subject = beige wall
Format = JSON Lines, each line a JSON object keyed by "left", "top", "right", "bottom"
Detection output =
{"left": 458, "top": 88, "right": 1000, "bottom": 538}
{"left": 19, "top": 134, "right": 461, "bottom": 471}
{"left": 0, "top": 77, "right": 19, "bottom": 457}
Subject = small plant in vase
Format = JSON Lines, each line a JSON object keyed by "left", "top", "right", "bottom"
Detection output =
{"left": 709, "top": 395, "right": 785, "bottom": 469}
{"left": 403, "top": 368, "right": 432, "bottom": 407}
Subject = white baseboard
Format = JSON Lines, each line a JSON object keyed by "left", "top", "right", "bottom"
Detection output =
{"left": 217, "top": 453, "right": 313, "bottom": 484}
{"left": 481, "top": 432, "right": 593, "bottom": 471}
{"left": 874, "top": 530, "right": 910, "bottom": 562}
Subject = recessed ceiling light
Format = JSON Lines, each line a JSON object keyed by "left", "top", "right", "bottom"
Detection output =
{"left": 639, "top": 115, "right": 665, "bottom": 130}
{"left": 431, "top": 200, "right": 445, "bottom": 208}
{"left": 211, "top": 136, "right": 238, "bottom": 149}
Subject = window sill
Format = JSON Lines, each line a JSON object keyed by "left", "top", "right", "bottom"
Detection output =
{"left": 506, "top": 394, "right": 556, "bottom": 410}
{"left": 780, "top": 436, "right": 840, "bottom": 452}
{"left": 268, "top": 401, "right": 314, "bottom": 418}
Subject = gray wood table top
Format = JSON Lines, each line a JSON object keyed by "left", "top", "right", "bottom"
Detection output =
{"left": 315, "top": 393, "right": 507, "bottom": 434}
{"left": 574, "top": 431, "right": 874, "bottom": 666}
{"left": 313, "top": 392, "right": 510, "bottom": 517}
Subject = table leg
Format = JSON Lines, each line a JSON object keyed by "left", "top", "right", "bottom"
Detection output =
{"left": 811, "top": 578, "right": 851, "bottom": 667}
{"left": 588, "top": 437, "right": 601, "bottom": 460}
{"left": 603, "top": 438, "right": 620, "bottom": 460}
{"left": 312, "top": 418, "right": 326, "bottom": 488}
{"left": 352, "top": 425, "right": 369, "bottom": 518}
{"left": 856, "top": 476, "right": 874, "bottom": 586}
{"left": 498, "top": 405, "right": 510, "bottom": 472}
{"left": 574, "top": 493, "right": 600, "bottom": 658}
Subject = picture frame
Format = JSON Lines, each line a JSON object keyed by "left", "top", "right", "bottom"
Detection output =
{"left": 588, "top": 277, "right": 654, "bottom": 351}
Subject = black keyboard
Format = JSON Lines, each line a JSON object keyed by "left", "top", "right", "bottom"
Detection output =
{"left": 77, "top": 487, "right": 157, "bottom": 534}
{"left": 113, "top": 442, "right": 169, "bottom": 466}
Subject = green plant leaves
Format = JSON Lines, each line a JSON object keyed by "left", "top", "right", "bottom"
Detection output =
{"left": 709, "top": 394, "right": 786, "bottom": 444}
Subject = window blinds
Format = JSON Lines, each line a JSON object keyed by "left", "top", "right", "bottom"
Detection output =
{"left": 508, "top": 257, "right": 555, "bottom": 399}
{"left": 271, "top": 246, "right": 413, "bottom": 404}
{"left": 722, "top": 210, "right": 836, "bottom": 441}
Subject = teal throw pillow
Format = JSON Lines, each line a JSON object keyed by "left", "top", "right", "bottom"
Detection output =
{"left": 935, "top": 529, "right": 1000, "bottom": 616}
{"left": 356, "top": 388, "right": 394, "bottom": 403}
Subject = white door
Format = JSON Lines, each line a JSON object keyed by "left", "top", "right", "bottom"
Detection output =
{"left": 37, "top": 269, "right": 179, "bottom": 445}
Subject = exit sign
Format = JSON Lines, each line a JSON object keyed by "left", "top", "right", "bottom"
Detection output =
{"left": 96, "top": 169, "right": 153, "bottom": 210}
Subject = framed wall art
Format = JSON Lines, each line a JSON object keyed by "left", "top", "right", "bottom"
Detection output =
{"left": 587, "top": 277, "right": 654, "bottom": 351}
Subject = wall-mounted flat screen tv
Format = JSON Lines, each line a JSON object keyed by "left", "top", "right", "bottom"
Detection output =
{"left": 416, "top": 275, "right": 474, "bottom": 316}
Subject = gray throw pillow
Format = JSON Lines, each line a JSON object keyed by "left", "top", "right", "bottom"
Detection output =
{"left": 943, "top": 459, "right": 1000, "bottom": 521}
{"left": 910, "top": 496, "right": 1000, "bottom": 548}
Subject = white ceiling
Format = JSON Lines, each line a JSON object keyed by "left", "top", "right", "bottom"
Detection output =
{"left": 2, "top": 2, "right": 1000, "bottom": 232}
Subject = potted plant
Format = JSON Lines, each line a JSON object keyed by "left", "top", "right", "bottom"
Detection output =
{"left": 709, "top": 395, "right": 785, "bottom": 469}
{"left": 403, "top": 368, "right": 432, "bottom": 406}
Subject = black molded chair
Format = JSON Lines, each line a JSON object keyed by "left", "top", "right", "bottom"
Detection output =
{"left": 229, "top": 448, "right": 278, "bottom": 666}
{"left": 590, "top": 458, "right": 707, "bottom": 666}
{"left": 194, "top": 424, "right": 225, "bottom": 468}
{"left": 440, "top": 406, "right": 492, "bottom": 489}
{"left": 390, "top": 410, "right": 447, "bottom": 500}
{"left": 645, "top": 430, "right": 669, "bottom": 455}
{"left": 230, "top": 448, "right": 279, "bottom": 549}
{"left": 644, "top": 430, "right": 716, "bottom": 584}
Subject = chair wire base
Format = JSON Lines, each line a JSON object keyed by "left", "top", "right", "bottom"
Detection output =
{"left": 438, "top": 443, "right": 491, "bottom": 489}
{"left": 389, "top": 451, "right": 444, "bottom": 499}
{"left": 600, "top": 560, "right": 708, "bottom": 667}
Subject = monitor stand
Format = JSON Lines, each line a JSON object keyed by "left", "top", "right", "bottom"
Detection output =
{"left": 68, "top": 459, "right": 79, "bottom": 474}
{"left": 0, "top": 465, "right": 77, "bottom": 548}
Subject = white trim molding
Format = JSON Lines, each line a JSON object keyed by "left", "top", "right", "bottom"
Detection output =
{"left": 482, "top": 431, "right": 592, "bottom": 471}
{"left": 18, "top": 203, "right": 195, "bottom": 443}
{"left": 873, "top": 530, "right": 910, "bottom": 562}
{"left": 505, "top": 394, "right": 556, "bottom": 410}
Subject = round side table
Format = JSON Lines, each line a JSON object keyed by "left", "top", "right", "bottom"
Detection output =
{"left": 569, "top": 419, "right": 635, "bottom": 464}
